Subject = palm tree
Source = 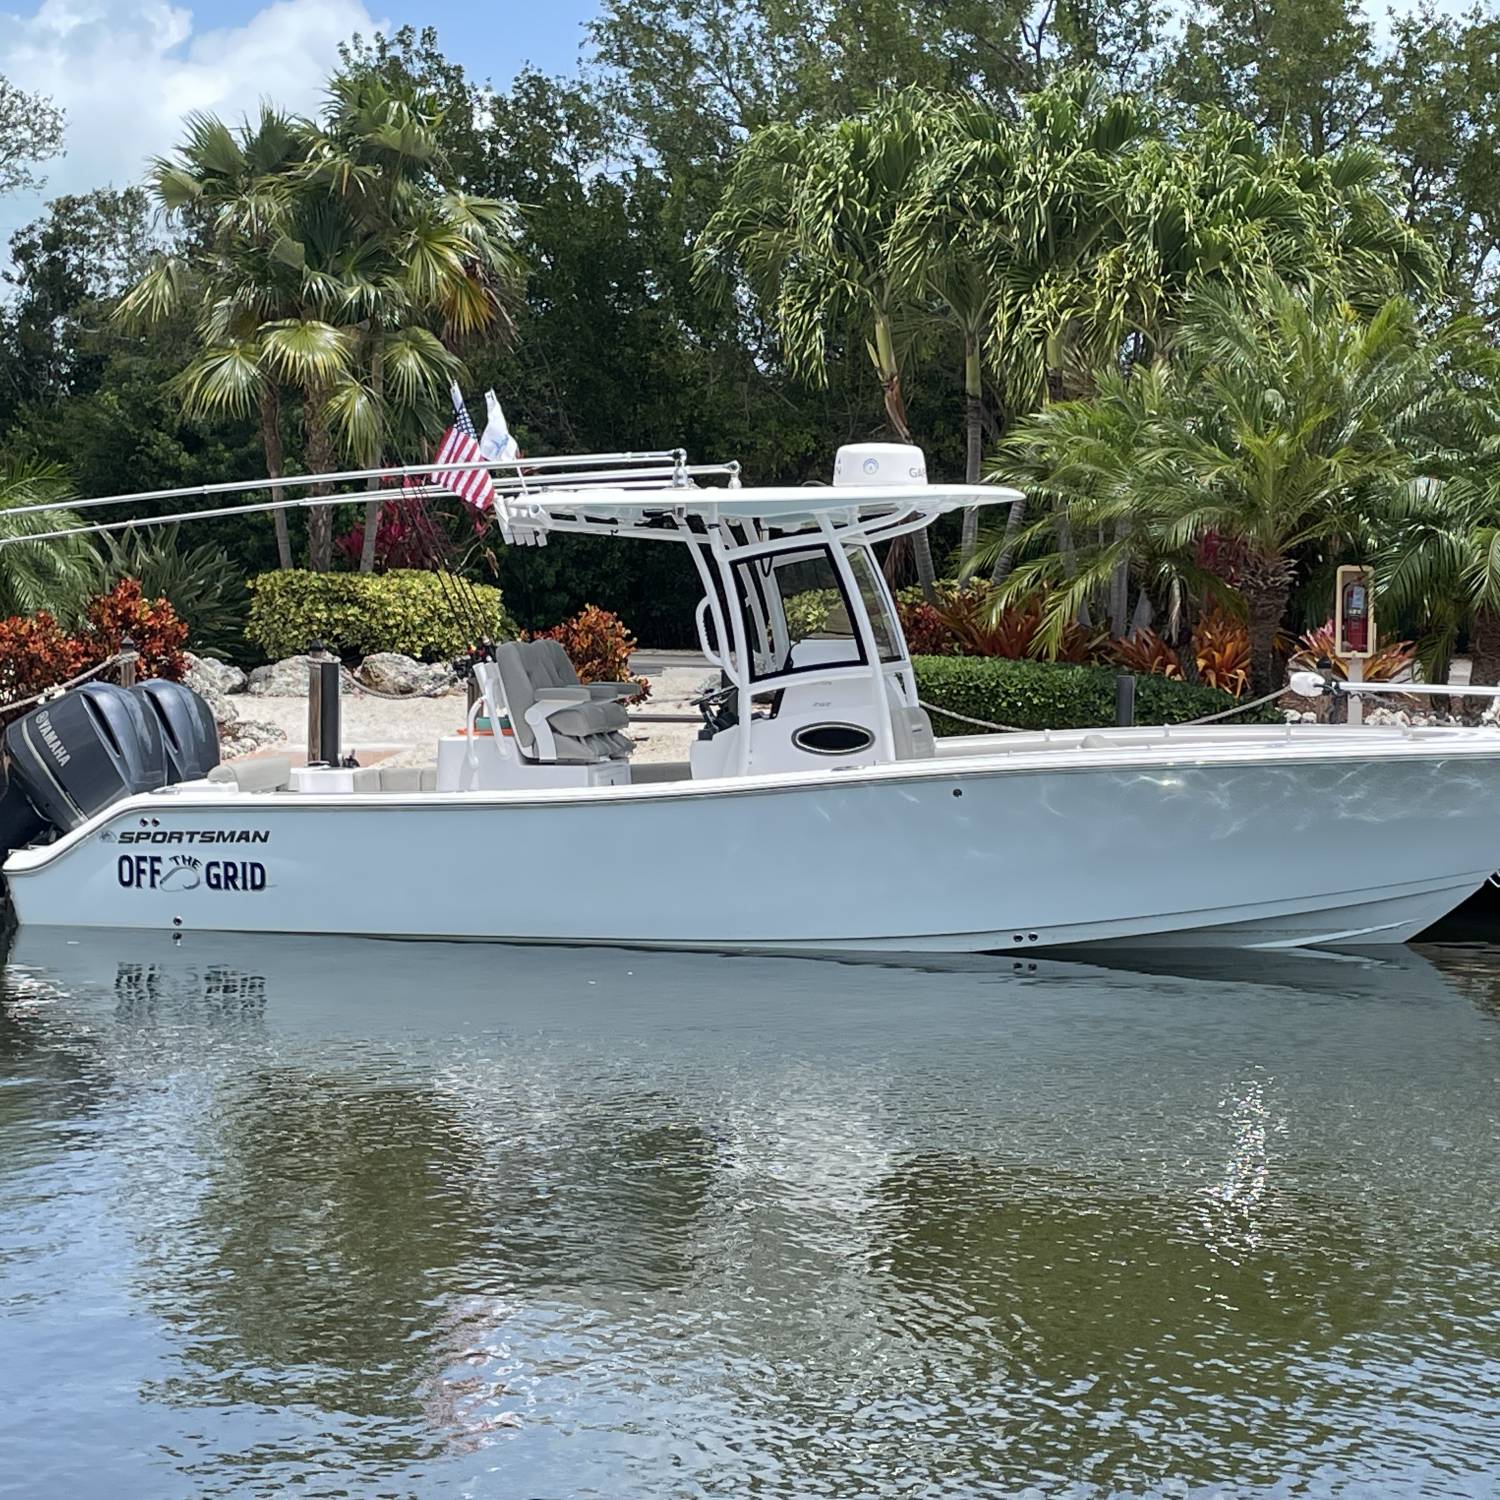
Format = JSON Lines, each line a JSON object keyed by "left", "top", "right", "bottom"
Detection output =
{"left": 1380, "top": 424, "right": 1500, "bottom": 687}
{"left": 889, "top": 77, "right": 1147, "bottom": 575}
{"left": 698, "top": 91, "right": 945, "bottom": 597}
{"left": 0, "top": 463, "right": 95, "bottom": 620}
{"left": 117, "top": 80, "right": 524, "bottom": 572}
{"left": 116, "top": 108, "right": 306, "bottom": 569}
{"left": 990, "top": 281, "right": 1445, "bottom": 696}
{"left": 297, "top": 71, "right": 525, "bottom": 570}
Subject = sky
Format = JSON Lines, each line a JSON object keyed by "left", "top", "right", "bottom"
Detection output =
{"left": 0, "top": 0, "right": 601, "bottom": 242}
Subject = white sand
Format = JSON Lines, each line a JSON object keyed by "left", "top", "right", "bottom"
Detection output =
{"left": 241, "top": 664, "right": 709, "bottom": 767}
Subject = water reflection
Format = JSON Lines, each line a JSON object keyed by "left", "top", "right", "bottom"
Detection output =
{"left": 2, "top": 929, "right": 1500, "bottom": 1497}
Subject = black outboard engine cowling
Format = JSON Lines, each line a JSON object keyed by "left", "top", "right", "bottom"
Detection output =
{"left": 132, "top": 679, "right": 220, "bottom": 781}
{"left": 4, "top": 682, "right": 166, "bottom": 836}
{"left": 0, "top": 756, "right": 47, "bottom": 852}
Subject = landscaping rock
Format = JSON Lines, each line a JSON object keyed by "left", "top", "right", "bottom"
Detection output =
{"left": 184, "top": 652, "right": 248, "bottom": 695}
{"left": 356, "top": 652, "right": 457, "bottom": 697}
{"left": 220, "top": 717, "right": 288, "bottom": 757}
{"left": 247, "top": 655, "right": 315, "bottom": 696}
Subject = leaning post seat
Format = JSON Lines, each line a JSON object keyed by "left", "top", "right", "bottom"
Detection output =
{"left": 488, "top": 642, "right": 634, "bottom": 765}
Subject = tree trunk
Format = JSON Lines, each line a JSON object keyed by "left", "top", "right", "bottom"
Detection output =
{"left": 990, "top": 495, "right": 1026, "bottom": 584}
{"left": 1468, "top": 611, "right": 1500, "bottom": 686}
{"left": 1465, "top": 609, "right": 1500, "bottom": 716}
{"left": 871, "top": 312, "right": 937, "bottom": 604}
{"left": 1109, "top": 520, "right": 1130, "bottom": 638}
{"left": 960, "top": 337, "right": 983, "bottom": 570}
{"left": 258, "top": 388, "right": 293, "bottom": 570}
{"left": 1053, "top": 502, "right": 1090, "bottom": 628}
{"left": 358, "top": 340, "right": 385, "bottom": 574}
{"left": 305, "top": 399, "right": 337, "bottom": 573}
{"left": 1245, "top": 572, "right": 1293, "bottom": 699}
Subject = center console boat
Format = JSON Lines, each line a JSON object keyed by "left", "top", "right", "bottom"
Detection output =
{"left": 5, "top": 442, "right": 1500, "bottom": 952}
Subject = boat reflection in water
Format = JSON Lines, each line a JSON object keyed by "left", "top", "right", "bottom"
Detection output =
{"left": 4, "top": 929, "right": 1500, "bottom": 1498}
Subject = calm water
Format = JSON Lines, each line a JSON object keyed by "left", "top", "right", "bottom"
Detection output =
{"left": 3, "top": 931, "right": 1500, "bottom": 1499}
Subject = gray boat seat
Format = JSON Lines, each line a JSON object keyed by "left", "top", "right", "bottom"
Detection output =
{"left": 492, "top": 641, "right": 633, "bottom": 764}
{"left": 207, "top": 754, "right": 293, "bottom": 791}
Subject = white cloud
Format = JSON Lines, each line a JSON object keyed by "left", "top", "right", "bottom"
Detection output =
{"left": 0, "top": 0, "right": 387, "bottom": 242}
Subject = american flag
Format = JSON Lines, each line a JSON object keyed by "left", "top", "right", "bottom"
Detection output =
{"left": 431, "top": 382, "right": 495, "bottom": 512}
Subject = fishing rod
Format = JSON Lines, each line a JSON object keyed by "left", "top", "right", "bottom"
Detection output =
{"left": 0, "top": 467, "right": 741, "bottom": 550}
{"left": 0, "top": 449, "right": 700, "bottom": 523}
{"left": 0, "top": 485, "right": 446, "bottom": 549}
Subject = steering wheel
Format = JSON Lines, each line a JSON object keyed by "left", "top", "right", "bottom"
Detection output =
{"left": 692, "top": 683, "right": 740, "bottom": 735}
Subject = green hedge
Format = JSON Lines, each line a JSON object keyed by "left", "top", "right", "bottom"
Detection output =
{"left": 247, "top": 570, "right": 515, "bottom": 661}
{"left": 913, "top": 655, "right": 1275, "bottom": 732}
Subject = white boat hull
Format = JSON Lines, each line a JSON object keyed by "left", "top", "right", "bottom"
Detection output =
{"left": 8, "top": 738, "right": 1500, "bottom": 952}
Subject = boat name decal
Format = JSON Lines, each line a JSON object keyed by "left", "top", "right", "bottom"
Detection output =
{"left": 35, "top": 711, "right": 70, "bottom": 767}
{"left": 113, "top": 829, "right": 270, "bottom": 845}
{"left": 117, "top": 854, "right": 267, "bottom": 892}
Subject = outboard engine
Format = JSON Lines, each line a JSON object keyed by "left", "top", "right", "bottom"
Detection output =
{"left": 132, "top": 679, "right": 220, "bottom": 781}
{"left": 0, "top": 682, "right": 170, "bottom": 855}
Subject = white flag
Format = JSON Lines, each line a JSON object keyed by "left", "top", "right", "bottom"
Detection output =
{"left": 479, "top": 390, "right": 520, "bottom": 463}
{"left": 479, "top": 390, "right": 546, "bottom": 546}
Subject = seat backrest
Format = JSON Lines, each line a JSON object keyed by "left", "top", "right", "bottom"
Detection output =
{"left": 525, "top": 639, "right": 581, "bottom": 690}
{"left": 492, "top": 644, "right": 540, "bottom": 756}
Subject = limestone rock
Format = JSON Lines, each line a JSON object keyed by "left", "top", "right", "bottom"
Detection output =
{"left": 184, "top": 652, "right": 247, "bottom": 695}
{"left": 247, "top": 655, "right": 316, "bottom": 696}
{"left": 220, "top": 717, "right": 288, "bottom": 756}
{"left": 356, "top": 652, "right": 456, "bottom": 696}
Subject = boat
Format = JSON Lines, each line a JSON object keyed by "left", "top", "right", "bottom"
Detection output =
{"left": 4, "top": 440, "right": 1500, "bottom": 952}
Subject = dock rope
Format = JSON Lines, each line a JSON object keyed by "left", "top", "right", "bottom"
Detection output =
{"left": 337, "top": 666, "right": 459, "bottom": 702}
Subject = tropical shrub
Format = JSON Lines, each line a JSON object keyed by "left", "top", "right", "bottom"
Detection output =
{"left": 0, "top": 462, "right": 98, "bottom": 623}
{"left": 92, "top": 524, "right": 248, "bottom": 659}
{"left": 83, "top": 578, "right": 188, "bottom": 681}
{"left": 936, "top": 585, "right": 1098, "bottom": 662}
{"left": 0, "top": 580, "right": 189, "bottom": 706}
{"left": 1191, "top": 608, "right": 1252, "bottom": 696}
{"left": 913, "top": 655, "right": 1272, "bottom": 734}
{"left": 247, "top": 570, "right": 515, "bottom": 661}
{"left": 897, "top": 596, "right": 957, "bottom": 655}
{"left": 1289, "top": 621, "right": 1416, "bottom": 682}
{"left": 333, "top": 494, "right": 468, "bottom": 573}
{"left": 0, "top": 612, "right": 88, "bottom": 705}
{"left": 533, "top": 604, "right": 650, "bottom": 702}
{"left": 783, "top": 588, "right": 842, "bottom": 639}
{"left": 1110, "top": 628, "right": 1182, "bottom": 679}
{"left": 1106, "top": 609, "right": 1253, "bottom": 696}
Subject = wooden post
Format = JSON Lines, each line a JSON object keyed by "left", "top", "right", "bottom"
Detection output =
{"left": 118, "top": 635, "right": 137, "bottom": 689}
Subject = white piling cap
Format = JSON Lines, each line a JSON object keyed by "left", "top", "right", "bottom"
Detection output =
{"left": 832, "top": 443, "right": 928, "bottom": 488}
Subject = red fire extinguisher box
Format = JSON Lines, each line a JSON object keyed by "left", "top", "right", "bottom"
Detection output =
{"left": 1335, "top": 565, "right": 1375, "bottom": 659}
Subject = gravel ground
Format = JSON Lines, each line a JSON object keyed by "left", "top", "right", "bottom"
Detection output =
{"left": 241, "top": 664, "right": 709, "bottom": 767}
